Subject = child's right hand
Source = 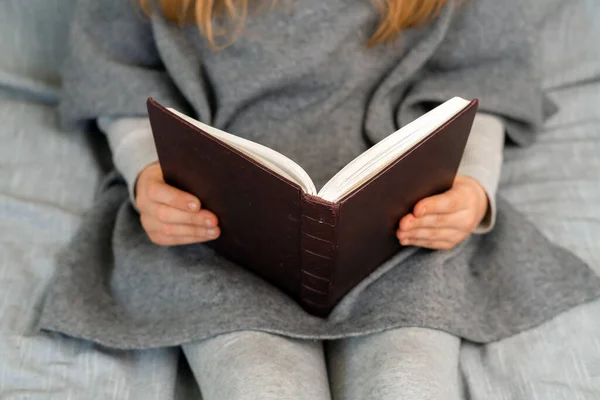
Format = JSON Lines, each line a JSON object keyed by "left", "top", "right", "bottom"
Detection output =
{"left": 136, "top": 162, "right": 220, "bottom": 246}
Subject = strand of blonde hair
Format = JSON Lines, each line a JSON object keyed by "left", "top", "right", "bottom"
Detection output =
{"left": 139, "top": 0, "right": 452, "bottom": 49}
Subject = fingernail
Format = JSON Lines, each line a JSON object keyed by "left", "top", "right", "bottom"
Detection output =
{"left": 205, "top": 218, "right": 214, "bottom": 227}
{"left": 188, "top": 201, "right": 199, "bottom": 211}
{"left": 406, "top": 220, "right": 413, "bottom": 230}
{"left": 419, "top": 207, "right": 426, "bottom": 216}
{"left": 206, "top": 228, "right": 216, "bottom": 236}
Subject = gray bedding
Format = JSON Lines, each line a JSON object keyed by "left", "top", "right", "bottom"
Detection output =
{"left": 0, "top": 0, "right": 599, "bottom": 398}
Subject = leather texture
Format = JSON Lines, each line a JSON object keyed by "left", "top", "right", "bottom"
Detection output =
{"left": 329, "top": 100, "right": 478, "bottom": 313}
{"left": 300, "top": 194, "right": 339, "bottom": 316}
{"left": 147, "top": 98, "right": 478, "bottom": 318}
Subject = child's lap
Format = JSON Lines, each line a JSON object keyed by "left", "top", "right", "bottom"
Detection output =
{"left": 180, "top": 295, "right": 600, "bottom": 400}
{"left": 181, "top": 331, "right": 331, "bottom": 400}
{"left": 181, "top": 327, "right": 461, "bottom": 400}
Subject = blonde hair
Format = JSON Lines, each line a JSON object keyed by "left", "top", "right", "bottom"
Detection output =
{"left": 139, "top": 0, "right": 451, "bottom": 49}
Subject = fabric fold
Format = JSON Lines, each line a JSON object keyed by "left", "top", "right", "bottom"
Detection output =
{"left": 38, "top": 0, "right": 600, "bottom": 349}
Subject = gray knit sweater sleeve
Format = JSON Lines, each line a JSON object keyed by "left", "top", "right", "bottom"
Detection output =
{"left": 100, "top": 112, "right": 504, "bottom": 233}
{"left": 98, "top": 116, "right": 158, "bottom": 204}
{"left": 457, "top": 113, "right": 504, "bottom": 234}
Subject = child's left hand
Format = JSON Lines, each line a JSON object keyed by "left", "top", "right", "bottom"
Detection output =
{"left": 397, "top": 175, "right": 489, "bottom": 250}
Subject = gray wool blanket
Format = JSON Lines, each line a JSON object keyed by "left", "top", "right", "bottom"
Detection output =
{"left": 39, "top": 0, "right": 600, "bottom": 349}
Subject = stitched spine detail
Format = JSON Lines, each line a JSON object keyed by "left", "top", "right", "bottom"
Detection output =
{"left": 300, "top": 195, "right": 338, "bottom": 317}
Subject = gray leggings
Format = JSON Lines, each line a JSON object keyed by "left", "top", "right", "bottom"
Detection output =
{"left": 181, "top": 328, "right": 462, "bottom": 400}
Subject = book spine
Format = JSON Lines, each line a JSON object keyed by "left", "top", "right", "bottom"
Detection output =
{"left": 299, "top": 194, "right": 339, "bottom": 318}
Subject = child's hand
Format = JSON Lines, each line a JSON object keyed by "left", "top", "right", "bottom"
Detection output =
{"left": 136, "top": 162, "right": 220, "bottom": 246}
{"left": 397, "top": 175, "right": 488, "bottom": 250}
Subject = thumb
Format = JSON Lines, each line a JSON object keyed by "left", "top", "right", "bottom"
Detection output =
{"left": 413, "top": 188, "right": 463, "bottom": 217}
{"left": 136, "top": 162, "right": 161, "bottom": 199}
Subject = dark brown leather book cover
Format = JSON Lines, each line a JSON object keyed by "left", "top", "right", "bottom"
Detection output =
{"left": 147, "top": 98, "right": 478, "bottom": 318}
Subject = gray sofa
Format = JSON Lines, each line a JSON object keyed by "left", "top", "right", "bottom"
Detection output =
{"left": 0, "top": 1, "right": 599, "bottom": 398}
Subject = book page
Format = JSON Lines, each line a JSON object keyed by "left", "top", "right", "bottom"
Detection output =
{"left": 318, "top": 97, "right": 471, "bottom": 202}
{"left": 167, "top": 109, "right": 317, "bottom": 195}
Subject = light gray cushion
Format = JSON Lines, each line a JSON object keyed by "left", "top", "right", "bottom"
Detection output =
{"left": 499, "top": 0, "right": 600, "bottom": 269}
{"left": 0, "top": 0, "right": 75, "bottom": 102}
{"left": 538, "top": 0, "right": 600, "bottom": 89}
{"left": 501, "top": 82, "right": 600, "bottom": 270}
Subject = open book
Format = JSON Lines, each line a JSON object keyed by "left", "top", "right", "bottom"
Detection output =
{"left": 147, "top": 97, "right": 478, "bottom": 317}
